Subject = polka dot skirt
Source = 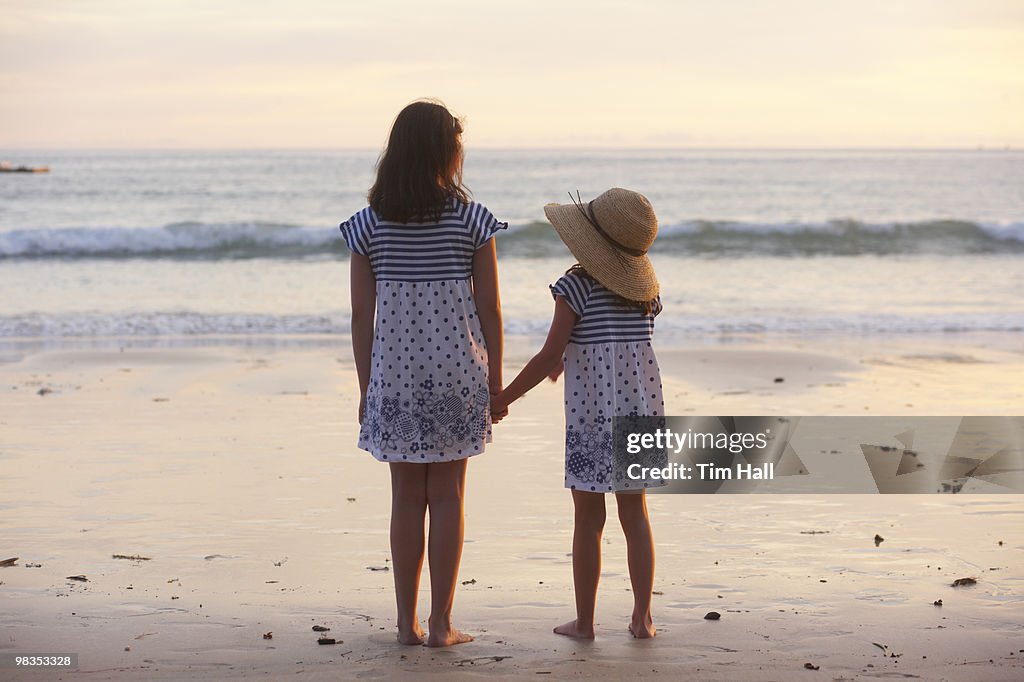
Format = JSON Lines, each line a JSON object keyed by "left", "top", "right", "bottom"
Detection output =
{"left": 563, "top": 340, "right": 666, "bottom": 492}
{"left": 358, "top": 280, "right": 492, "bottom": 462}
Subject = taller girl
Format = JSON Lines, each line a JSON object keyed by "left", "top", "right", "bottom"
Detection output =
{"left": 340, "top": 100, "right": 506, "bottom": 647}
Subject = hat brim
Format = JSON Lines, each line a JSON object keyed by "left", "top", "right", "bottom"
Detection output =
{"left": 544, "top": 202, "right": 659, "bottom": 302}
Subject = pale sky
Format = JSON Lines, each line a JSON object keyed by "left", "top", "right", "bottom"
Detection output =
{"left": 1, "top": 0, "right": 1022, "bottom": 148}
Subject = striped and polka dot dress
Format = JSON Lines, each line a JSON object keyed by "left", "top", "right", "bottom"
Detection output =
{"left": 339, "top": 199, "right": 507, "bottom": 463}
{"left": 551, "top": 269, "right": 666, "bottom": 492}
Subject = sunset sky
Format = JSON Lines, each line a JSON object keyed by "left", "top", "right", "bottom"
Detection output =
{"left": 1, "top": 0, "right": 1022, "bottom": 149}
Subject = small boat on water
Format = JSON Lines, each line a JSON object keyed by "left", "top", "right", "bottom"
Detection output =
{"left": 0, "top": 160, "right": 49, "bottom": 173}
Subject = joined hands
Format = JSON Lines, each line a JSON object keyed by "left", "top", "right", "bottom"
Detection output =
{"left": 490, "top": 359, "right": 564, "bottom": 424}
{"left": 490, "top": 385, "right": 508, "bottom": 424}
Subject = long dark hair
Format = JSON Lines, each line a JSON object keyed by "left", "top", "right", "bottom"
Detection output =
{"left": 567, "top": 264, "right": 658, "bottom": 315}
{"left": 368, "top": 99, "right": 471, "bottom": 223}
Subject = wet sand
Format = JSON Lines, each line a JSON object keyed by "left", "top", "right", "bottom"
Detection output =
{"left": 1, "top": 336, "right": 1022, "bottom": 680}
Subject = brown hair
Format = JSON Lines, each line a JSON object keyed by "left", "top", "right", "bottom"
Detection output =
{"left": 368, "top": 99, "right": 471, "bottom": 223}
{"left": 567, "top": 264, "right": 658, "bottom": 315}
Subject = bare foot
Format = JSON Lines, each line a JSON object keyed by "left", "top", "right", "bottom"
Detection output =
{"left": 397, "top": 623, "right": 425, "bottom": 645}
{"left": 424, "top": 627, "right": 474, "bottom": 647}
{"left": 628, "top": 613, "right": 656, "bottom": 639}
{"left": 553, "top": 619, "right": 595, "bottom": 640}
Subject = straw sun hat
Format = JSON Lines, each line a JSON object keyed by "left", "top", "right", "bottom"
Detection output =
{"left": 544, "top": 187, "right": 660, "bottom": 302}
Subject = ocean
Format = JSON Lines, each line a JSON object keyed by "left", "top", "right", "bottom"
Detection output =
{"left": 1, "top": 149, "right": 1022, "bottom": 346}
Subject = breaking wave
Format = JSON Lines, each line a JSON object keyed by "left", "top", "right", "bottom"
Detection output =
{"left": 1, "top": 219, "right": 1022, "bottom": 260}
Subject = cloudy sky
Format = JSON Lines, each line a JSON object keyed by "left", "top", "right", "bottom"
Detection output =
{"left": 1, "top": 0, "right": 1022, "bottom": 148}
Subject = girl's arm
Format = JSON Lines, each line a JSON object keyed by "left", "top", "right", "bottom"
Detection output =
{"left": 472, "top": 239, "right": 504, "bottom": 395}
{"left": 492, "top": 296, "right": 577, "bottom": 414}
{"left": 350, "top": 252, "right": 376, "bottom": 423}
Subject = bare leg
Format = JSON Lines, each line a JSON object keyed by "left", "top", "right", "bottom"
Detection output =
{"left": 424, "top": 458, "right": 473, "bottom": 647}
{"left": 554, "top": 490, "right": 606, "bottom": 640}
{"left": 389, "top": 462, "right": 427, "bottom": 645}
{"left": 616, "top": 491, "right": 656, "bottom": 638}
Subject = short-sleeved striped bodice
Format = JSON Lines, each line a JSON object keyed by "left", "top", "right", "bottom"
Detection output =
{"left": 339, "top": 199, "right": 507, "bottom": 463}
{"left": 341, "top": 200, "right": 503, "bottom": 282}
{"left": 550, "top": 271, "right": 663, "bottom": 345}
{"left": 549, "top": 269, "right": 666, "bottom": 493}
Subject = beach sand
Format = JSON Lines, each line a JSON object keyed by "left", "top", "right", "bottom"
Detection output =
{"left": 1, "top": 336, "right": 1022, "bottom": 680}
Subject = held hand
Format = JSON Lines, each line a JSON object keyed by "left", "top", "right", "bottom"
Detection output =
{"left": 490, "top": 390, "right": 509, "bottom": 423}
{"left": 547, "top": 359, "right": 564, "bottom": 382}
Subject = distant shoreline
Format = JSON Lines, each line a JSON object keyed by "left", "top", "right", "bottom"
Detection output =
{"left": 0, "top": 146, "right": 1019, "bottom": 153}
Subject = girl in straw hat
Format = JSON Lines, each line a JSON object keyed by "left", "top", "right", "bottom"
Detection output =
{"left": 492, "top": 187, "right": 664, "bottom": 639}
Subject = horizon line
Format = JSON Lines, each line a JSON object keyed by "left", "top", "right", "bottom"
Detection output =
{"left": 2, "top": 145, "right": 1019, "bottom": 153}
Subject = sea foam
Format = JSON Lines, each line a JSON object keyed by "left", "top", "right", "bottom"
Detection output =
{"left": 1, "top": 219, "right": 1022, "bottom": 259}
